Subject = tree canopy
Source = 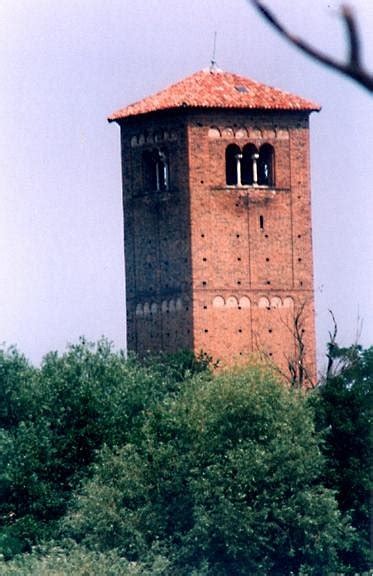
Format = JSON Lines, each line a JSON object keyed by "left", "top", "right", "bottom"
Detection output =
{"left": 0, "top": 339, "right": 370, "bottom": 574}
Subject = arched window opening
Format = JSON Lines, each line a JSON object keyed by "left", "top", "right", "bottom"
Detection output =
{"left": 142, "top": 149, "right": 169, "bottom": 191}
{"left": 242, "top": 144, "right": 258, "bottom": 185}
{"left": 258, "top": 144, "right": 274, "bottom": 186}
{"left": 226, "top": 144, "right": 241, "bottom": 185}
{"left": 225, "top": 143, "right": 274, "bottom": 188}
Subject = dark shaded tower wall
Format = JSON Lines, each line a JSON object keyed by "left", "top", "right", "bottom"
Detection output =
{"left": 186, "top": 110, "right": 316, "bottom": 382}
{"left": 119, "top": 113, "right": 193, "bottom": 355}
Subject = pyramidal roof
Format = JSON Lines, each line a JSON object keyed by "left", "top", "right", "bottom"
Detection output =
{"left": 108, "top": 68, "right": 320, "bottom": 122}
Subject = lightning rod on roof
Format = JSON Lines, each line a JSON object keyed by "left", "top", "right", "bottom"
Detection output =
{"left": 210, "top": 31, "right": 218, "bottom": 71}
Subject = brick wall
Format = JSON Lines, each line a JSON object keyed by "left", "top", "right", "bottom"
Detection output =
{"left": 119, "top": 108, "right": 317, "bottom": 384}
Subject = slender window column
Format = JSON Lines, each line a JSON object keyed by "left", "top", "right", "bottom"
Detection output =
{"left": 155, "top": 161, "right": 161, "bottom": 191}
{"left": 252, "top": 153, "right": 259, "bottom": 185}
{"left": 159, "top": 152, "right": 168, "bottom": 189}
{"left": 235, "top": 153, "right": 243, "bottom": 186}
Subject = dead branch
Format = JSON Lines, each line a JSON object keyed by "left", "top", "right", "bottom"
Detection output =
{"left": 253, "top": 301, "right": 314, "bottom": 389}
{"left": 326, "top": 309, "right": 338, "bottom": 379}
{"left": 284, "top": 301, "right": 314, "bottom": 389}
{"left": 250, "top": 1, "right": 373, "bottom": 93}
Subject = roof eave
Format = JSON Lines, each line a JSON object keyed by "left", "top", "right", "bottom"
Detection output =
{"left": 108, "top": 103, "right": 321, "bottom": 124}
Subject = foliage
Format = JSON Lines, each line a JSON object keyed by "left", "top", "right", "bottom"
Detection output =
{"left": 64, "top": 367, "right": 349, "bottom": 575}
{"left": 0, "top": 340, "right": 207, "bottom": 558}
{"left": 0, "top": 338, "right": 369, "bottom": 574}
{"left": 0, "top": 541, "right": 170, "bottom": 576}
{"left": 312, "top": 344, "right": 373, "bottom": 573}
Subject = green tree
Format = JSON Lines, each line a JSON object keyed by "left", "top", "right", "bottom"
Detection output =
{"left": 65, "top": 366, "right": 350, "bottom": 575}
{"left": 0, "top": 340, "right": 206, "bottom": 558}
{"left": 313, "top": 343, "right": 373, "bottom": 573}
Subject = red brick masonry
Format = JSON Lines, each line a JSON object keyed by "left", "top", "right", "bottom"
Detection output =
{"left": 111, "top": 70, "right": 319, "bottom": 384}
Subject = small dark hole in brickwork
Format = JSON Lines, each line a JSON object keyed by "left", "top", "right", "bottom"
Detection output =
{"left": 237, "top": 280, "right": 241, "bottom": 285}
{"left": 166, "top": 332, "right": 170, "bottom": 337}
{"left": 266, "top": 280, "right": 271, "bottom": 285}
{"left": 269, "top": 352, "right": 273, "bottom": 357}
{"left": 268, "top": 329, "right": 273, "bottom": 333}
{"left": 298, "top": 258, "right": 302, "bottom": 262}
{"left": 203, "top": 305, "right": 207, "bottom": 309}
{"left": 202, "top": 281, "right": 207, "bottom": 286}
{"left": 204, "top": 329, "right": 208, "bottom": 333}
{"left": 148, "top": 240, "right": 152, "bottom": 244}
{"left": 203, "top": 257, "right": 207, "bottom": 262}
{"left": 302, "top": 329, "right": 306, "bottom": 334}
{"left": 238, "top": 329, "right": 242, "bottom": 333}
{"left": 236, "top": 234, "right": 240, "bottom": 238}
{"left": 298, "top": 234, "right": 301, "bottom": 238}
{"left": 187, "top": 329, "right": 190, "bottom": 334}
{"left": 201, "top": 233, "right": 205, "bottom": 238}
{"left": 298, "top": 195, "right": 301, "bottom": 199}
{"left": 237, "top": 257, "right": 241, "bottom": 261}
{"left": 238, "top": 306, "right": 242, "bottom": 310}
{"left": 186, "top": 307, "right": 189, "bottom": 311}
{"left": 265, "top": 234, "right": 269, "bottom": 238}
{"left": 239, "top": 352, "right": 243, "bottom": 356}
{"left": 300, "top": 281, "right": 303, "bottom": 286}
{"left": 200, "top": 180, "right": 204, "bottom": 184}
{"left": 266, "top": 257, "right": 270, "bottom": 262}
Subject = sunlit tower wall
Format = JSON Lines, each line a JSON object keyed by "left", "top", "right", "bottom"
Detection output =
{"left": 109, "top": 69, "right": 320, "bottom": 384}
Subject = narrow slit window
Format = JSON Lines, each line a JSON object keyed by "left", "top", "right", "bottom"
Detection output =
{"left": 259, "top": 215, "right": 264, "bottom": 229}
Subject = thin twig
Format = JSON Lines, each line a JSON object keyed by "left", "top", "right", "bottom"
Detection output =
{"left": 326, "top": 309, "right": 338, "bottom": 379}
{"left": 250, "top": 1, "right": 373, "bottom": 93}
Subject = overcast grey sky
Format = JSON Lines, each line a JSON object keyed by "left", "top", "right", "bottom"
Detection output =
{"left": 0, "top": 0, "right": 372, "bottom": 370}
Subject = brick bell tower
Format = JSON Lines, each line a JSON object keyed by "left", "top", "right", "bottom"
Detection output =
{"left": 109, "top": 68, "right": 320, "bottom": 383}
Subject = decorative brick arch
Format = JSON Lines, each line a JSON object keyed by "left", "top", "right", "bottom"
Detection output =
{"left": 212, "top": 295, "right": 225, "bottom": 308}
{"left": 239, "top": 296, "right": 251, "bottom": 308}
{"left": 226, "top": 296, "right": 239, "bottom": 308}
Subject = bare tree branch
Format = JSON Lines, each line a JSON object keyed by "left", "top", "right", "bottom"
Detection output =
{"left": 283, "top": 301, "right": 315, "bottom": 389}
{"left": 326, "top": 309, "right": 338, "bottom": 379}
{"left": 250, "top": 1, "right": 373, "bottom": 93}
{"left": 253, "top": 300, "right": 315, "bottom": 389}
{"left": 342, "top": 4, "right": 360, "bottom": 67}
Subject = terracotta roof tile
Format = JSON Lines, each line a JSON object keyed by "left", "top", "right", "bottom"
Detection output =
{"left": 108, "top": 69, "right": 320, "bottom": 122}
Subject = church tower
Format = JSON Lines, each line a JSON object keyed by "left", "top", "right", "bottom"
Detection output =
{"left": 109, "top": 69, "right": 320, "bottom": 383}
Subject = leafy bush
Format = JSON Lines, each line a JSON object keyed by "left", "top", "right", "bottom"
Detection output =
{"left": 0, "top": 340, "right": 207, "bottom": 558}
{"left": 312, "top": 344, "right": 373, "bottom": 573}
{"left": 64, "top": 367, "right": 350, "bottom": 575}
{"left": 0, "top": 541, "right": 170, "bottom": 575}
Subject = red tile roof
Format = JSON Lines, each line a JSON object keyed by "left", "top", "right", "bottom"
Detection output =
{"left": 108, "top": 69, "right": 320, "bottom": 122}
